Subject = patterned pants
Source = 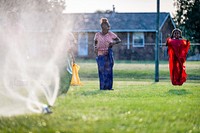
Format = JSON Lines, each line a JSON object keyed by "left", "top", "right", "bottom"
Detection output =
{"left": 96, "top": 48, "right": 114, "bottom": 90}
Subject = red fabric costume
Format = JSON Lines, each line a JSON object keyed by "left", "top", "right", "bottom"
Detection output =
{"left": 166, "top": 38, "right": 190, "bottom": 85}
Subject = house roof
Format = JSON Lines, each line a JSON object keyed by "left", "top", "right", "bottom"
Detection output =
{"left": 63, "top": 12, "right": 175, "bottom": 32}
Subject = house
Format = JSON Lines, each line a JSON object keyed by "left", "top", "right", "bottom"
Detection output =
{"left": 63, "top": 12, "right": 176, "bottom": 60}
{"left": 1, "top": 11, "right": 175, "bottom": 60}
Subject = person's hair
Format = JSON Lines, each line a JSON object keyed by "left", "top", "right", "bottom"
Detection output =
{"left": 100, "top": 18, "right": 110, "bottom": 28}
{"left": 171, "top": 28, "right": 182, "bottom": 38}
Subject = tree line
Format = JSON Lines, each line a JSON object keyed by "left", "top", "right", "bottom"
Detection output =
{"left": 173, "top": 0, "right": 200, "bottom": 56}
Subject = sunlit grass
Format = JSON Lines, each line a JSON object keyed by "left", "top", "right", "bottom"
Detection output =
{"left": 0, "top": 61, "right": 200, "bottom": 133}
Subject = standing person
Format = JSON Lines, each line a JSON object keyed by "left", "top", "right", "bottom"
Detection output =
{"left": 166, "top": 28, "right": 190, "bottom": 85}
{"left": 94, "top": 18, "right": 121, "bottom": 90}
{"left": 69, "top": 34, "right": 82, "bottom": 86}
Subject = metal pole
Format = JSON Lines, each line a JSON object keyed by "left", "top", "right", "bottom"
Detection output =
{"left": 155, "top": 0, "right": 160, "bottom": 82}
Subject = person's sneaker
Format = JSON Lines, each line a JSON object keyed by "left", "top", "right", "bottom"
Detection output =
{"left": 108, "top": 89, "right": 114, "bottom": 91}
{"left": 42, "top": 105, "right": 52, "bottom": 114}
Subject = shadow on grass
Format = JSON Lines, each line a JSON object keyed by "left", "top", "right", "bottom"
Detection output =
{"left": 81, "top": 90, "right": 104, "bottom": 96}
{"left": 168, "top": 89, "right": 192, "bottom": 95}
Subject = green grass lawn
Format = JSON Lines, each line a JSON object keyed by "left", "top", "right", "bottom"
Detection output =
{"left": 0, "top": 61, "right": 200, "bottom": 133}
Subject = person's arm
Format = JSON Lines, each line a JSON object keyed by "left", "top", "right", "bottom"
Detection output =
{"left": 109, "top": 37, "right": 121, "bottom": 47}
{"left": 94, "top": 40, "right": 98, "bottom": 55}
{"left": 70, "top": 33, "right": 76, "bottom": 64}
{"left": 71, "top": 52, "right": 75, "bottom": 63}
{"left": 165, "top": 38, "right": 170, "bottom": 56}
{"left": 113, "top": 37, "right": 121, "bottom": 44}
{"left": 166, "top": 39, "right": 169, "bottom": 46}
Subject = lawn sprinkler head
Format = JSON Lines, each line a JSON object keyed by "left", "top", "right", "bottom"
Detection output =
{"left": 42, "top": 105, "right": 52, "bottom": 114}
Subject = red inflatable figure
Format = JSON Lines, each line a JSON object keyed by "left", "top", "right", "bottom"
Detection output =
{"left": 166, "top": 29, "right": 190, "bottom": 85}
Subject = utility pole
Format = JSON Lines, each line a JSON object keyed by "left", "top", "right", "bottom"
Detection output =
{"left": 155, "top": 0, "right": 160, "bottom": 82}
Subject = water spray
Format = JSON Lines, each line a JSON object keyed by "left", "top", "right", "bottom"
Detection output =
{"left": 0, "top": 0, "right": 73, "bottom": 116}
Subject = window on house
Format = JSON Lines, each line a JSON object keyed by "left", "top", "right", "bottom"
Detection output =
{"left": 78, "top": 33, "right": 88, "bottom": 56}
{"left": 132, "top": 32, "right": 144, "bottom": 47}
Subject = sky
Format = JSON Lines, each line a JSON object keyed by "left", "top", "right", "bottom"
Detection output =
{"left": 64, "top": 0, "right": 176, "bottom": 16}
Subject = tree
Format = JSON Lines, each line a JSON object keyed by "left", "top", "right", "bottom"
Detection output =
{"left": 0, "top": 0, "right": 66, "bottom": 32}
{"left": 0, "top": 0, "right": 65, "bottom": 13}
{"left": 173, "top": 0, "right": 200, "bottom": 55}
{"left": 0, "top": 0, "right": 67, "bottom": 58}
{"left": 95, "top": 10, "right": 113, "bottom": 14}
